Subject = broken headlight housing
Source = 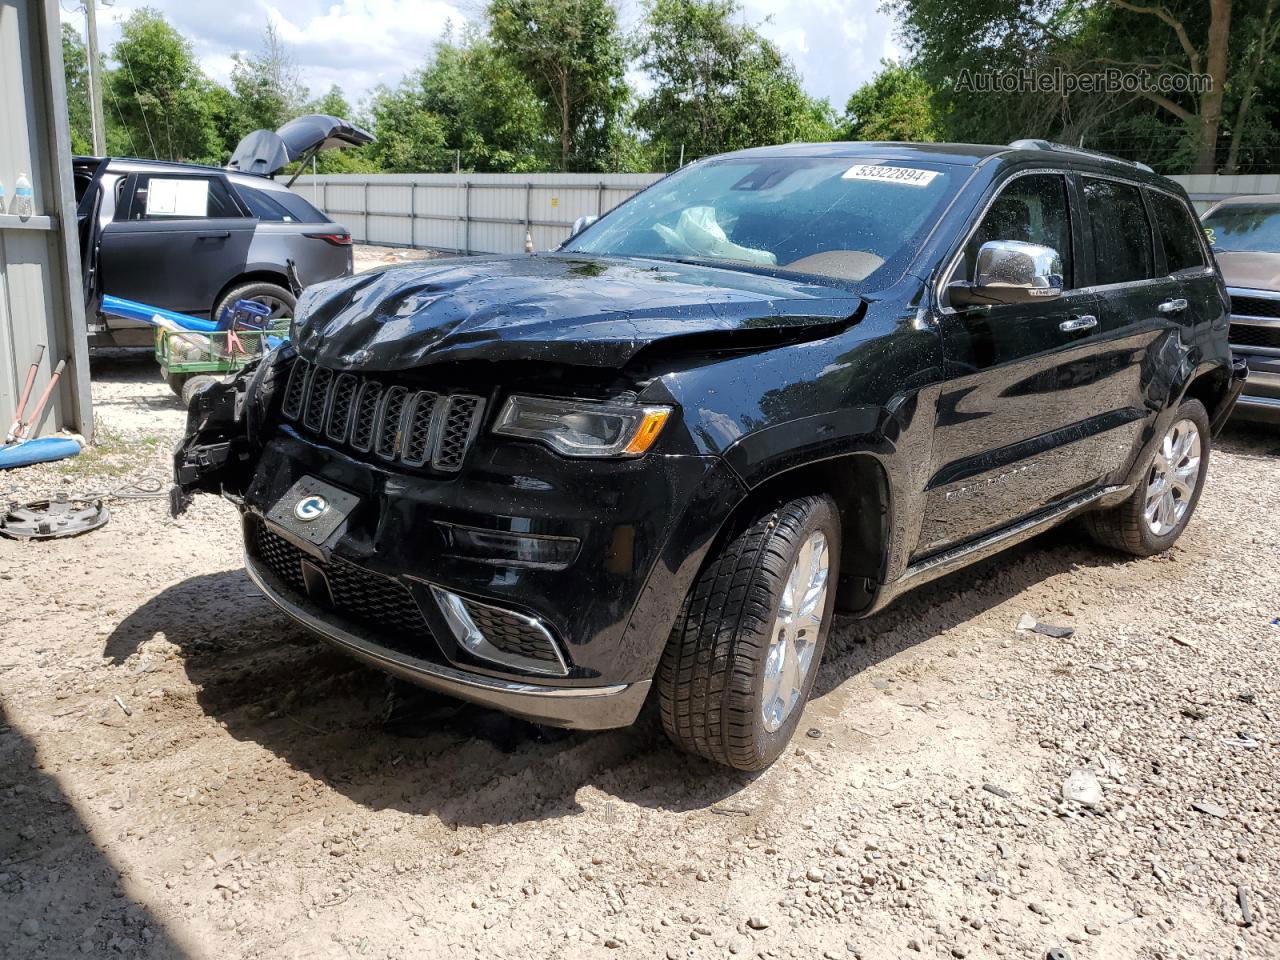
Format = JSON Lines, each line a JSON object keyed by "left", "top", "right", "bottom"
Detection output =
{"left": 493, "top": 396, "right": 672, "bottom": 458}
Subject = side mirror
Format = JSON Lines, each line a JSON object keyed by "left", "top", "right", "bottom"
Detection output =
{"left": 570, "top": 214, "right": 598, "bottom": 237}
{"left": 948, "top": 240, "right": 1063, "bottom": 308}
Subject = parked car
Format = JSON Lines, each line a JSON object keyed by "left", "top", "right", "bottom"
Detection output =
{"left": 174, "top": 140, "right": 1246, "bottom": 771}
{"left": 1201, "top": 194, "right": 1280, "bottom": 423}
{"left": 76, "top": 114, "right": 371, "bottom": 352}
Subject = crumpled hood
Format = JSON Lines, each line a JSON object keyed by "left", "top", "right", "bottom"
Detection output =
{"left": 292, "top": 254, "right": 864, "bottom": 371}
{"left": 1214, "top": 251, "right": 1280, "bottom": 292}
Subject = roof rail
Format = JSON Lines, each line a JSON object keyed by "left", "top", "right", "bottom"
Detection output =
{"left": 1007, "top": 139, "right": 1155, "bottom": 174}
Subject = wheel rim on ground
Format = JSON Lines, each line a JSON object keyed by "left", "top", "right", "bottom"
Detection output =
{"left": 1145, "top": 417, "right": 1201, "bottom": 536}
{"left": 761, "top": 530, "right": 829, "bottom": 733}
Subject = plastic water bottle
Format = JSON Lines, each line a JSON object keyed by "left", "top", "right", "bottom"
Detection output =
{"left": 12, "top": 174, "right": 33, "bottom": 218}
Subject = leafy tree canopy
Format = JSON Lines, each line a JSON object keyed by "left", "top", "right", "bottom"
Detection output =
{"left": 840, "top": 60, "right": 942, "bottom": 142}
{"left": 633, "top": 0, "right": 836, "bottom": 163}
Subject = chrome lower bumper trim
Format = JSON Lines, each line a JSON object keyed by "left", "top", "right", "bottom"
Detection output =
{"left": 244, "top": 553, "right": 650, "bottom": 730}
{"left": 1234, "top": 393, "right": 1280, "bottom": 423}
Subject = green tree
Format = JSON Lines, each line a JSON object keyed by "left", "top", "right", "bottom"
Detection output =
{"left": 419, "top": 28, "right": 551, "bottom": 171}
{"left": 883, "top": 0, "right": 1267, "bottom": 173}
{"left": 840, "top": 61, "right": 941, "bottom": 142}
{"left": 364, "top": 83, "right": 451, "bottom": 172}
{"left": 309, "top": 84, "right": 352, "bottom": 119}
{"left": 488, "top": 0, "right": 630, "bottom": 170}
{"left": 633, "top": 0, "right": 835, "bottom": 163}
{"left": 105, "top": 8, "right": 221, "bottom": 163}
{"left": 62, "top": 23, "right": 94, "bottom": 155}
{"left": 230, "top": 23, "right": 309, "bottom": 137}
{"left": 203, "top": 81, "right": 245, "bottom": 162}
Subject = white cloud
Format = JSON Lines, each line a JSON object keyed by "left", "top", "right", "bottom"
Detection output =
{"left": 199, "top": 54, "right": 240, "bottom": 87}
{"left": 881, "top": 31, "right": 906, "bottom": 63}
{"left": 769, "top": 26, "right": 810, "bottom": 58}
{"left": 739, "top": 0, "right": 896, "bottom": 105}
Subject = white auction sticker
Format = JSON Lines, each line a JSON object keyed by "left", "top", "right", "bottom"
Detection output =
{"left": 841, "top": 164, "right": 939, "bottom": 187}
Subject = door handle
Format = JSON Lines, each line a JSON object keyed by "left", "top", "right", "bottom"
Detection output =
{"left": 1059, "top": 314, "right": 1098, "bottom": 333}
{"left": 196, "top": 231, "right": 230, "bottom": 240}
{"left": 1158, "top": 298, "right": 1188, "bottom": 314}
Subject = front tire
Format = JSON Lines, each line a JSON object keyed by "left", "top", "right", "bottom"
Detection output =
{"left": 212, "top": 281, "right": 295, "bottom": 327}
{"left": 1084, "top": 398, "right": 1210, "bottom": 556}
{"left": 658, "top": 495, "right": 841, "bottom": 771}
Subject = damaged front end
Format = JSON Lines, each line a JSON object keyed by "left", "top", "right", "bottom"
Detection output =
{"left": 172, "top": 344, "right": 293, "bottom": 512}
{"left": 168, "top": 251, "right": 871, "bottom": 728}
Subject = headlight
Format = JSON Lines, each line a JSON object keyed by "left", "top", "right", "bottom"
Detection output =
{"left": 493, "top": 396, "right": 673, "bottom": 458}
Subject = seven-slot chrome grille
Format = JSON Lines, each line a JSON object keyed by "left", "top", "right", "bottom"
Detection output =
{"left": 281, "top": 357, "right": 485, "bottom": 472}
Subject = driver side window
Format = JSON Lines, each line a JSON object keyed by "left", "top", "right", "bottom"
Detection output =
{"left": 963, "top": 174, "right": 1074, "bottom": 289}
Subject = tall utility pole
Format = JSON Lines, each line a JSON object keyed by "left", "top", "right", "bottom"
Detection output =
{"left": 83, "top": 0, "right": 107, "bottom": 155}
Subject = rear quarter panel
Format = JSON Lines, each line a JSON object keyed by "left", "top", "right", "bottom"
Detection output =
{"left": 247, "top": 225, "right": 352, "bottom": 288}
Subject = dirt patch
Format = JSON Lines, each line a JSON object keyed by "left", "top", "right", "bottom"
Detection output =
{"left": 352, "top": 244, "right": 440, "bottom": 275}
{"left": 1, "top": 360, "right": 1277, "bottom": 958}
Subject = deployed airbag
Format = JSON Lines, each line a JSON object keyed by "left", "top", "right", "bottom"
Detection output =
{"left": 654, "top": 207, "right": 777, "bottom": 266}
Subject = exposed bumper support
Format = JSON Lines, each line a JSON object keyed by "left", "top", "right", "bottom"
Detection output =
{"left": 244, "top": 554, "right": 651, "bottom": 730}
{"left": 1213, "top": 356, "right": 1251, "bottom": 433}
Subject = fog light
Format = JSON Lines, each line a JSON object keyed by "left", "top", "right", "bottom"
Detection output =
{"left": 428, "top": 585, "right": 568, "bottom": 676}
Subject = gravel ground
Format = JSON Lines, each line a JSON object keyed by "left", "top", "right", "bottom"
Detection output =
{"left": 0, "top": 329, "right": 1277, "bottom": 959}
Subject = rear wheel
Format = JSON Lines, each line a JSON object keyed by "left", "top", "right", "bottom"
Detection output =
{"left": 212, "top": 281, "right": 295, "bottom": 328}
{"left": 1084, "top": 398, "right": 1210, "bottom": 556}
{"left": 658, "top": 495, "right": 840, "bottom": 771}
{"left": 164, "top": 371, "right": 188, "bottom": 397}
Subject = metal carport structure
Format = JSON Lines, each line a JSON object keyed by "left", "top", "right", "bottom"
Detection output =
{"left": 0, "top": 0, "right": 92, "bottom": 441}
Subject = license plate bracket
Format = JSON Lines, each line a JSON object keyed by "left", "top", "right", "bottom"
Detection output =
{"left": 265, "top": 476, "right": 359, "bottom": 546}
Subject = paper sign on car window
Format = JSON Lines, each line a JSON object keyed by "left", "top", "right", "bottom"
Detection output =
{"left": 841, "top": 165, "right": 939, "bottom": 187}
{"left": 145, "top": 178, "right": 210, "bottom": 216}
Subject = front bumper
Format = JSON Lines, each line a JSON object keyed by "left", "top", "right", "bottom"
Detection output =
{"left": 1232, "top": 352, "right": 1280, "bottom": 424}
{"left": 234, "top": 425, "right": 744, "bottom": 724}
{"left": 1226, "top": 289, "right": 1280, "bottom": 425}
{"left": 246, "top": 551, "right": 651, "bottom": 729}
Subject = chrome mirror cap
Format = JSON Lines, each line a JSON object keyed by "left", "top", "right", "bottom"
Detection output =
{"left": 949, "top": 240, "right": 1064, "bottom": 307}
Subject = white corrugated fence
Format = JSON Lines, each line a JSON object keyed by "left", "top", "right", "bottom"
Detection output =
{"left": 287, "top": 172, "right": 1280, "bottom": 255}
{"left": 1168, "top": 174, "right": 1280, "bottom": 212}
{"left": 288, "top": 173, "right": 664, "bottom": 255}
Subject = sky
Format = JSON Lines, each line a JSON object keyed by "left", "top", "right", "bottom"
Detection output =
{"left": 60, "top": 0, "right": 904, "bottom": 115}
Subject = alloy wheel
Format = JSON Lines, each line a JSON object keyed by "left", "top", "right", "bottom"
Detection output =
{"left": 761, "top": 530, "right": 829, "bottom": 733}
{"left": 252, "top": 295, "right": 292, "bottom": 321}
{"left": 1145, "top": 418, "right": 1201, "bottom": 536}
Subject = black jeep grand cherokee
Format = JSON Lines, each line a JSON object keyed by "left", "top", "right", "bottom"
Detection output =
{"left": 175, "top": 140, "right": 1246, "bottom": 771}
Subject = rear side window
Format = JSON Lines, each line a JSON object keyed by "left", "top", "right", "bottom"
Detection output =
{"left": 1149, "top": 190, "right": 1206, "bottom": 273}
{"left": 127, "top": 175, "right": 241, "bottom": 220}
{"left": 236, "top": 185, "right": 328, "bottom": 223}
{"left": 272, "top": 191, "right": 328, "bottom": 223}
{"left": 237, "top": 186, "right": 293, "bottom": 221}
{"left": 1082, "top": 178, "right": 1153, "bottom": 285}
{"left": 966, "top": 173, "right": 1074, "bottom": 288}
